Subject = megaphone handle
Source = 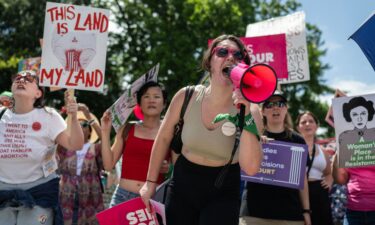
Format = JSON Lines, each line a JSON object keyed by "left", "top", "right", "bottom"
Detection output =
{"left": 238, "top": 104, "right": 245, "bottom": 132}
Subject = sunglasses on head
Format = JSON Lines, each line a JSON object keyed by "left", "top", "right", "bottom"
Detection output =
{"left": 13, "top": 70, "right": 38, "bottom": 84}
{"left": 264, "top": 101, "right": 287, "bottom": 109}
{"left": 211, "top": 47, "right": 245, "bottom": 61}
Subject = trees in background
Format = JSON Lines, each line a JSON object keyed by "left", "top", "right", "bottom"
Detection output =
{"left": 0, "top": 0, "right": 334, "bottom": 136}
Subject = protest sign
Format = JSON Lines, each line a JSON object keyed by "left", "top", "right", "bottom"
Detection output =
{"left": 96, "top": 197, "right": 165, "bottom": 225}
{"left": 246, "top": 11, "right": 309, "bottom": 84}
{"left": 18, "top": 57, "right": 42, "bottom": 73}
{"left": 240, "top": 34, "right": 288, "bottom": 79}
{"left": 332, "top": 93, "right": 375, "bottom": 168}
{"left": 205, "top": 34, "right": 287, "bottom": 84}
{"left": 241, "top": 140, "right": 308, "bottom": 189}
{"left": 109, "top": 64, "right": 159, "bottom": 132}
{"left": 40, "top": 2, "right": 109, "bottom": 92}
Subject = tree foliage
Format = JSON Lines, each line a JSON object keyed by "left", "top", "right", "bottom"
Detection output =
{"left": 0, "top": 0, "right": 334, "bottom": 136}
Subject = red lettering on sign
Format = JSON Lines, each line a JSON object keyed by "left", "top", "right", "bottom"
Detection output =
{"left": 74, "top": 12, "right": 108, "bottom": 33}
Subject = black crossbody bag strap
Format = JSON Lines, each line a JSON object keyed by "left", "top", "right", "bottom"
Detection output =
{"left": 214, "top": 105, "right": 246, "bottom": 188}
{"left": 0, "top": 108, "right": 6, "bottom": 119}
{"left": 162, "top": 86, "right": 194, "bottom": 203}
{"left": 180, "top": 86, "right": 194, "bottom": 120}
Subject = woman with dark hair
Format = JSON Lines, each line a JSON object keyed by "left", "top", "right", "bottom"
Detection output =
{"left": 296, "top": 111, "right": 333, "bottom": 225}
{"left": 333, "top": 96, "right": 375, "bottom": 225}
{"left": 240, "top": 90, "right": 311, "bottom": 225}
{"left": 101, "top": 81, "right": 170, "bottom": 207}
{"left": 140, "top": 34, "right": 263, "bottom": 225}
{"left": 0, "top": 70, "right": 84, "bottom": 225}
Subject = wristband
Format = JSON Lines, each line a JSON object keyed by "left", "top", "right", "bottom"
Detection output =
{"left": 243, "top": 113, "right": 260, "bottom": 140}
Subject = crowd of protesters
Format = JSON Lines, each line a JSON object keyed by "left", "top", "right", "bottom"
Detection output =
{"left": 1, "top": 34, "right": 374, "bottom": 225}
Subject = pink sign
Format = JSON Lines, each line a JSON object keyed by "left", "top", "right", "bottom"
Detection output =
{"left": 96, "top": 197, "right": 165, "bottom": 225}
{"left": 208, "top": 34, "right": 287, "bottom": 79}
{"left": 240, "top": 35, "right": 287, "bottom": 79}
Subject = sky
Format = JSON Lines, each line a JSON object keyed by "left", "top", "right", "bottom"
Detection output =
{"left": 298, "top": 0, "right": 375, "bottom": 101}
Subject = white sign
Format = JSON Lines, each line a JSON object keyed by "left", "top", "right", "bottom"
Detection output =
{"left": 109, "top": 64, "right": 159, "bottom": 132}
{"left": 246, "top": 11, "right": 310, "bottom": 84}
{"left": 40, "top": 2, "right": 109, "bottom": 92}
{"left": 332, "top": 93, "right": 375, "bottom": 168}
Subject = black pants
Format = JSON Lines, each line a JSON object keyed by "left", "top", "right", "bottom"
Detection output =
{"left": 309, "top": 180, "right": 334, "bottom": 225}
{"left": 165, "top": 155, "right": 240, "bottom": 225}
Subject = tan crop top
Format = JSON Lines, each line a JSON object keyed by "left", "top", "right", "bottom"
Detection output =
{"left": 181, "top": 85, "right": 239, "bottom": 161}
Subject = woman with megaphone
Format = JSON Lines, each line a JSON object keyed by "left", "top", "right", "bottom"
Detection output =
{"left": 140, "top": 34, "right": 263, "bottom": 225}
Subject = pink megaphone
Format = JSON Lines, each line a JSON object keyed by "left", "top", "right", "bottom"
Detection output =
{"left": 223, "top": 63, "right": 278, "bottom": 103}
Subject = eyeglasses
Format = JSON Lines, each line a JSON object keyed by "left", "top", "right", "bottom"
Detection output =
{"left": 211, "top": 47, "right": 245, "bottom": 61}
{"left": 264, "top": 101, "right": 287, "bottom": 109}
{"left": 13, "top": 70, "right": 38, "bottom": 84}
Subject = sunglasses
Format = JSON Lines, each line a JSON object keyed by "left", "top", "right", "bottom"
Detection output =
{"left": 211, "top": 47, "right": 245, "bottom": 61}
{"left": 80, "top": 121, "right": 90, "bottom": 128}
{"left": 13, "top": 70, "right": 38, "bottom": 84}
{"left": 264, "top": 101, "right": 287, "bottom": 109}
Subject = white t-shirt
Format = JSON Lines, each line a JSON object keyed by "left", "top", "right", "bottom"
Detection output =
{"left": 0, "top": 107, "right": 66, "bottom": 184}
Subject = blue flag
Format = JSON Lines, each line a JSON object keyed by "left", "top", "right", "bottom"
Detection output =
{"left": 350, "top": 12, "right": 375, "bottom": 71}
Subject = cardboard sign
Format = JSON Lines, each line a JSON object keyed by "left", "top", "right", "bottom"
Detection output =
{"left": 40, "top": 2, "right": 109, "bottom": 92}
{"left": 332, "top": 94, "right": 375, "bottom": 168}
{"left": 241, "top": 140, "right": 308, "bottom": 189}
{"left": 109, "top": 64, "right": 159, "bottom": 132}
{"left": 96, "top": 197, "right": 166, "bottom": 225}
{"left": 246, "top": 11, "right": 309, "bottom": 84}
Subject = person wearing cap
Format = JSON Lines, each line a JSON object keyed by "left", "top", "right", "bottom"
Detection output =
{"left": 240, "top": 90, "right": 311, "bottom": 225}
{"left": 101, "top": 81, "right": 170, "bottom": 207}
{"left": 0, "top": 91, "right": 13, "bottom": 109}
{"left": 56, "top": 94, "right": 104, "bottom": 225}
{"left": 0, "top": 70, "right": 84, "bottom": 225}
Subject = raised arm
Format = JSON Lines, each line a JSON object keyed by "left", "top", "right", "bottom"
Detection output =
{"left": 78, "top": 103, "right": 102, "bottom": 140}
{"left": 233, "top": 89, "right": 263, "bottom": 175}
{"left": 100, "top": 111, "right": 126, "bottom": 171}
{"left": 56, "top": 97, "right": 84, "bottom": 150}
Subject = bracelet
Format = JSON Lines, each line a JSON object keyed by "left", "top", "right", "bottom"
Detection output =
{"left": 146, "top": 179, "right": 158, "bottom": 184}
{"left": 302, "top": 209, "right": 312, "bottom": 214}
{"left": 243, "top": 113, "right": 260, "bottom": 140}
{"left": 88, "top": 119, "right": 95, "bottom": 125}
